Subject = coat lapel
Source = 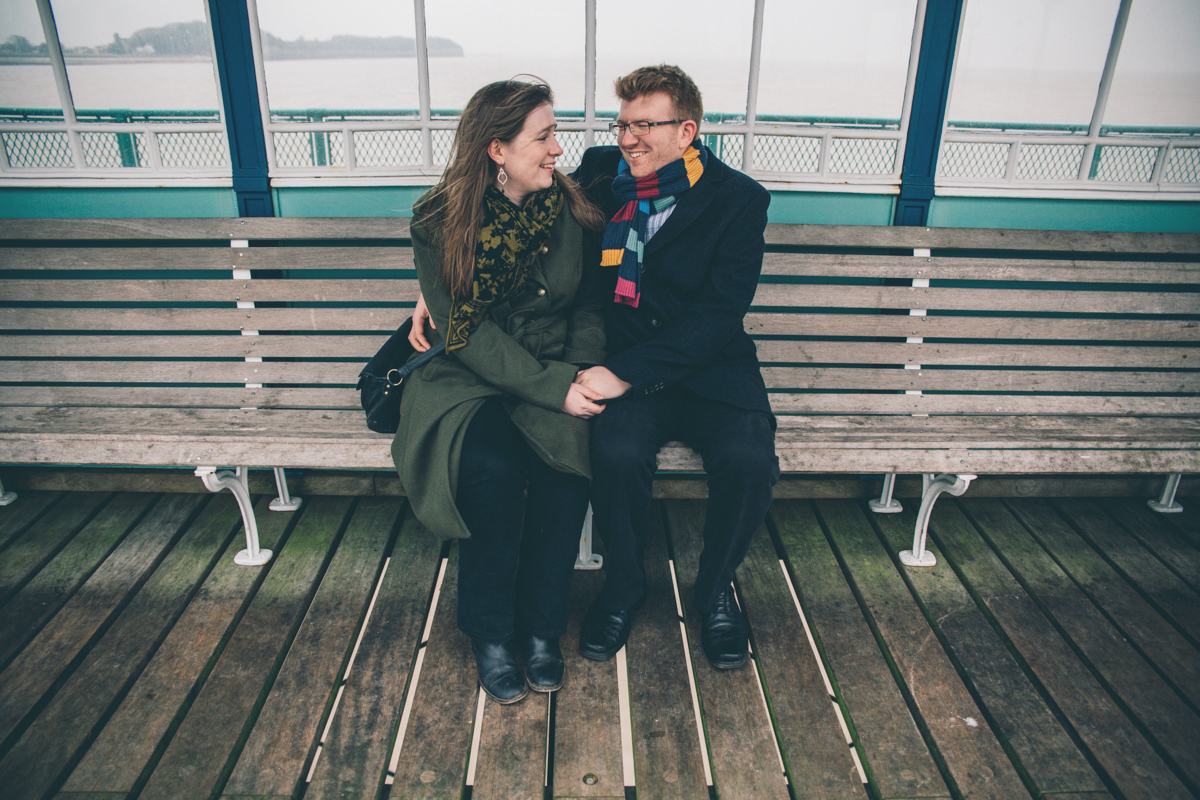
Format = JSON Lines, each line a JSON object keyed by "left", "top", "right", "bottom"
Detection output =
{"left": 644, "top": 153, "right": 723, "bottom": 256}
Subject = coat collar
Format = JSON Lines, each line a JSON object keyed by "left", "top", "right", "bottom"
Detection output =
{"left": 644, "top": 146, "right": 724, "bottom": 256}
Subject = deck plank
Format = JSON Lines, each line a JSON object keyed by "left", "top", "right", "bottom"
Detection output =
{"left": 136, "top": 496, "right": 355, "bottom": 800}
{"left": 934, "top": 499, "right": 1195, "bottom": 800}
{"left": 773, "top": 501, "right": 951, "bottom": 800}
{"left": 0, "top": 494, "right": 241, "bottom": 798}
{"left": 1005, "top": 498, "right": 1200, "bottom": 708}
{"left": 0, "top": 491, "right": 116, "bottom": 609}
{"left": 552, "top": 568, "right": 625, "bottom": 800}
{"left": 305, "top": 510, "right": 443, "bottom": 800}
{"left": 738, "top": 519, "right": 865, "bottom": 799}
{"left": 0, "top": 490, "right": 63, "bottom": 551}
{"left": 871, "top": 505, "right": 1110, "bottom": 798}
{"left": 624, "top": 502, "right": 708, "bottom": 800}
{"left": 0, "top": 493, "right": 204, "bottom": 749}
{"left": 388, "top": 542, "right": 477, "bottom": 800}
{"left": 471, "top": 693, "right": 549, "bottom": 800}
{"left": 221, "top": 496, "right": 405, "bottom": 798}
{"left": 969, "top": 498, "right": 1200, "bottom": 791}
{"left": 0, "top": 492, "right": 155, "bottom": 667}
{"left": 663, "top": 501, "right": 791, "bottom": 800}
{"left": 56, "top": 496, "right": 292, "bottom": 798}
{"left": 1101, "top": 498, "right": 1200, "bottom": 595}
{"left": 816, "top": 499, "right": 1029, "bottom": 800}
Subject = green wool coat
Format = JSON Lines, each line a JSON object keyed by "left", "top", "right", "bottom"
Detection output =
{"left": 391, "top": 202, "right": 606, "bottom": 540}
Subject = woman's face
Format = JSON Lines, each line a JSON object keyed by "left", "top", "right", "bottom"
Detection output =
{"left": 491, "top": 103, "right": 563, "bottom": 206}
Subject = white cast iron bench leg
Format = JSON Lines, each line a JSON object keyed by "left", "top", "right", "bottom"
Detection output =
{"left": 269, "top": 467, "right": 303, "bottom": 511}
{"left": 0, "top": 475, "right": 15, "bottom": 506}
{"left": 575, "top": 503, "right": 603, "bottom": 570}
{"left": 900, "top": 473, "right": 976, "bottom": 568}
{"left": 1148, "top": 473, "right": 1184, "bottom": 513}
{"left": 869, "top": 473, "right": 903, "bottom": 513}
{"left": 195, "top": 466, "right": 273, "bottom": 565}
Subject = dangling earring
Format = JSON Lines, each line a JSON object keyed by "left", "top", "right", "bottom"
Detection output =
{"left": 497, "top": 166, "right": 508, "bottom": 187}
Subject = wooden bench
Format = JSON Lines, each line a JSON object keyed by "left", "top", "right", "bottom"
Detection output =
{"left": 1, "top": 218, "right": 1198, "bottom": 568}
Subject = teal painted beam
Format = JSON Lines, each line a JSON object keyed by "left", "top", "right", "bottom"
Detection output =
{"left": 928, "top": 196, "right": 1200, "bottom": 233}
{"left": 767, "top": 191, "right": 896, "bottom": 226}
{"left": 272, "top": 185, "right": 431, "bottom": 218}
{"left": 0, "top": 187, "right": 237, "bottom": 218}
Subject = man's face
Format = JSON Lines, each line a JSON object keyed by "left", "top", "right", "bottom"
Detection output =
{"left": 616, "top": 91, "right": 696, "bottom": 178}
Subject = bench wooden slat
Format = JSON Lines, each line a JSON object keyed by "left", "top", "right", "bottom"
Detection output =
{"left": 763, "top": 223, "right": 1200, "bottom": 253}
{"left": 0, "top": 246, "right": 414, "bottom": 271}
{"left": 752, "top": 283, "right": 1200, "bottom": 314}
{"left": 761, "top": 252, "right": 1200, "bottom": 282}
{"left": 8, "top": 335, "right": 1195, "bottom": 369}
{"left": 761, "top": 366, "right": 1199, "bottom": 393}
{"left": 0, "top": 386, "right": 356, "bottom": 409}
{"left": 769, "top": 394, "right": 1200, "bottom": 416}
{"left": 0, "top": 360, "right": 362, "bottom": 384}
{"left": 0, "top": 277, "right": 420, "bottom": 302}
{"left": 0, "top": 307, "right": 410, "bottom": 331}
{"left": 0, "top": 217, "right": 413, "bottom": 241}
{"left": 745, "top": 313, "right": 1200, "bottom": 341}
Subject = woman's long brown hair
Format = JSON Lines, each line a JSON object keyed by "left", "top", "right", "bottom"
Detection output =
{"left": 413, "top": 79, "right": 605, "bottom": 299}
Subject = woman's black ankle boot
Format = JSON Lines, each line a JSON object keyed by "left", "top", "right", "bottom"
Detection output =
{"left": 472, "top": 638, "right": 528, "bottom": 704}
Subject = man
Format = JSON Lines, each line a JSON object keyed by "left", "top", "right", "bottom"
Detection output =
{"left": 572, "top": 65, "right": 778, "bottom": 670}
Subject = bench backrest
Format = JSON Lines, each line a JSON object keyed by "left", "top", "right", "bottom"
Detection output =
{"left": 2, "top": 219, "right": 1198, "bottom": 422}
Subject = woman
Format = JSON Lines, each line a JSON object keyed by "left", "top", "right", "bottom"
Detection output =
{"left": 392, "top": 79, "right": 607, "bottom": 704}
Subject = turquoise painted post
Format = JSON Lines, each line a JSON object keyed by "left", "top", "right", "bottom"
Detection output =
{"left": 208, "top": 0, "right": 273, "bottom": 217}
{"left": 894, "top": 0, "right": 965, "bottom": 227}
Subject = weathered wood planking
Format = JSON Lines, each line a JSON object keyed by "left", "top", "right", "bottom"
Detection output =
{"left": 736, "top": 528, "right": 866, "bottom": 799}
{"left": 761, "top": 223, "right": 1200, "bottom": 253}
{"left": 624, "top": 504, "right": 708, "bottom": 800}
{"left": 871, "top": 505, "right": 1111, "bottom": 798}
{"left": 743, "top": 312, "right": 1200, "bottom": 341}
{"left": 760, "top": 252, "right": 1200, "bottom": 282}
{"left": 551, "top": 569, "right": 625, "bottom": 800}
{"left": 1101, "top": 499, "right": 1200, "bottom": 593}
{"left": 387, "top": 542, "right": 477, "bottom": 800}
{"left": 965, "top": 499, "right": 1200, "bottom": 790}
{"left": 931, "top": 499, "right": 1195, "bottom": 800}
{"left": 0, "top": 386, "right": 356, "bottom": 409}
{"left": 816, "top": 500, "right": 1031, "bottom": 800}
{"left": 471, "top": 693, "right": 550, "bottom": 800}
{"left": 0, "top": 217, "right": 414, "bottom": 241}
{"left": 0, "top": 277, "right": 420, "bottom": 302}
{"left": 1092, "top": 498, "right": 1200, "bottom": 612}
{"left": 0, "top": 495, "right": 242, "bottom": 799}
{"left": 0, "top": 494, "right": 205, "bottom": 745}
{"left": 0, "top": 307, "right": 410, "bottom": 331}
{"left": 220, "top": 496, "right": 402, "bottom": 799}
{"left": 0, "top": 493, "right": 158, "bottom": 668}
{"left": 0, "top": 491, "right": 62, "bottom": 551}
{"left": 664, "top": 502, "right": 791, "bottom": 800}
{"left": 772, "top": 501, "right": 952, "bottom": 799}
{"left": 305, "top": 510, "right": 443, "bottom": 800}
{"left": 56, "top": 497, "right": 292, "bottom": 798}
{"left": 135, "top": 496, "right": 354, "bottom": 800}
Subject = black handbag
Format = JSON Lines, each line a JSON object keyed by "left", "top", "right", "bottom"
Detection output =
{"left": 357, "top": 317, "right": 445, "bottom": 434}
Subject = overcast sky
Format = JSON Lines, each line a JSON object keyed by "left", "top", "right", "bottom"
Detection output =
{"left": 2, "top": 0, "right": 1197, "bottom": 71}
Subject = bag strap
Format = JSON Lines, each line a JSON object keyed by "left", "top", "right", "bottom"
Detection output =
{"left": 386, "top": 340, "right": 445, "bottom": 387}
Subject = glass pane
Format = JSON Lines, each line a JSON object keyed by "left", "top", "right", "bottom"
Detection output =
{"left": 0, "top": 0, "right": 64, "bottom": 120}
{"left": 51, "top": 0, "right": 221, "bottom": 121}
{"left": 256, "top": 0, "right": 420, "bottom": 122}
{"left": 1103, "top": 0, "right": 1200, "bottom": 128}
{"left": 424, "top": 0, "right": 583, "bottom": 116}
{"left": 948, "top": 0, "right": 1119, "bottom": 130}
{"left": 595, "top": 0, "right": 756, "bottom": 122}
{"left": 757, "top": 0, "right": 918, "bottom": 126}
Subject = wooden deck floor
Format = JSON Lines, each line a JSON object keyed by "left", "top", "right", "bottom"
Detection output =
{"left": 0, "top": 489, "right": 1198, "bottom": 800}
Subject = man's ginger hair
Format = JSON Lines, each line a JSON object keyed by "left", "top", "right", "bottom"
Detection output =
{"left": 613, "top": 65, "right": 703, "bottom": 142}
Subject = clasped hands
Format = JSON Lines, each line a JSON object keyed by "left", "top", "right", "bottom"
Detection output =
{"left": 407, "top": 293, "right": 630, "bottom": 420}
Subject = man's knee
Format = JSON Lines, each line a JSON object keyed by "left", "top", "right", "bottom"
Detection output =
{"left": 703, "top": 414, "right": 779, "bottom": 486}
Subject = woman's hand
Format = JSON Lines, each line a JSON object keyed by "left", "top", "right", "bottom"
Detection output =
{"left": 562, "top": 382, "right": 606, "bottom": 419}
{"left": 408, "top": 293, "right": 434, "bottom": 352}
{"left": 574, "top": 366, "right": 632, "bottom": 400}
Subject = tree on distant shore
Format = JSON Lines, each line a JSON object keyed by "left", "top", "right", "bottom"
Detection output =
{"left": 0, "top": 35, "right": 48, "bottom": 56}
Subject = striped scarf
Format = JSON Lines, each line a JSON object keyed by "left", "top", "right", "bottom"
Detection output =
{"left": 600, "top": 144, "right": 706, "bottom": 307}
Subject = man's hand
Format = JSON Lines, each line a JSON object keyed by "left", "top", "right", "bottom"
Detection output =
{"left": 575, "top": 366, "right": 632, "bottom": 400}
{"left": 563, "top": 382, "right": 606, "bottom": 418}
{"left": 408, "top": 293, "right": 434, "bottom": 352}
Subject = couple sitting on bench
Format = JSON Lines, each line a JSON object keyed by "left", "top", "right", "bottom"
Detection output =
{"left": 393, "top": 64, "right": 779, "bottom": 704}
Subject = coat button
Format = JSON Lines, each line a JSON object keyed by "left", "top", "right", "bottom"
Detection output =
{"left": 536, "top": 288, "right": 546, "bottom": 296}
{"left": 540, "top": 245, "right": 549, "bottom": 254}
{"left": 650, "top": 318, "right": 660, "bottom": 327}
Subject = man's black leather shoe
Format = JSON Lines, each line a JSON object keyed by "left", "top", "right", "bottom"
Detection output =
{"left": 472, "top": 639, "right": 528, "bottom": 704}
{"left": 700, "top": 584, "right": 748, "bottom": 670}
{"left": 521, "top": 635, "right": 565, "bottom": 692}
{"left": 578, "top": 597, "right": 643, "bottom": 661}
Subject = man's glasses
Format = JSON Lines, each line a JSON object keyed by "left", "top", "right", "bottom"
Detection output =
{"left": 608, "top": 119, "right": 682, "bottom": 137}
